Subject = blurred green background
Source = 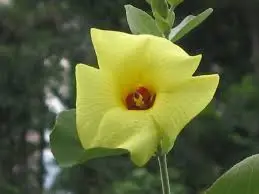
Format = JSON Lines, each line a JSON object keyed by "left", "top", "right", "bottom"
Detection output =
{"left": 1, "top": 0, "right": 259, "bottom": 194}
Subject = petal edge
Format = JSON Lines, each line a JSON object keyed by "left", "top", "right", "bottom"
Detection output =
{"left": 151, "top": 74, "right": 219, "bottom": 152}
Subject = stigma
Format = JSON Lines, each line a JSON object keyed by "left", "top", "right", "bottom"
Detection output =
{"left": 125, "top": 87, "right": 155, "bottom": 110}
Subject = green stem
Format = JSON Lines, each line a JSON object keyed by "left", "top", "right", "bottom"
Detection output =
{"left": 157, "top": 150, "right": 171, "bottom": 194}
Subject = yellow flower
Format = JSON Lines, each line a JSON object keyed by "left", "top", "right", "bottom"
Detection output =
{"left": 76, "top": 28, "right": 219, "bottom": 166}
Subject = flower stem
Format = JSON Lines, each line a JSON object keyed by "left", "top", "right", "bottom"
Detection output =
{"left": 157, "top": 148, "right": 171, "bottom": 194}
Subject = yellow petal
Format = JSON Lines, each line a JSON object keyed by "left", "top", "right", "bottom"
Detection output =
{"left": 76, "top": 64, "right": 119, "bottom": 148}
{"left": 91, "top": 28, "right": 202, "bottom": 97}
{"left": 91, "top": 107, "right": 159, "bottom": 166}
{"left": 151, "top": 74, "right": 219, "bottom": 152}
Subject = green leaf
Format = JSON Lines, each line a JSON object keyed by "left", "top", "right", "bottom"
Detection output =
{"left": 169, "top": 8, "right": 213, "bottom": 42}
{"left": 50, "top": 109, "right": 127, "bottom": 167}
{"left": 167, "top": 0, "right": 184, "bottom": 8}
{"left": 167, "top": 10, "right": 175, "bottom": 27}
{"left": 153, "top": 9, "right": 175, "bottom": 35}
{"left": 205, "top": 154, "right": 259, "bottom": 194}
{"left": 153, "top": 11, "right": 171, "bottom": 35}
{"left": 151, "top": 0, "right": 168, "bottom": 18}
{"left": 125, "top": 4, "right": 162, "bottom": 36}
{"left": 145, "top": 0, "right": 151, "bottom": 4}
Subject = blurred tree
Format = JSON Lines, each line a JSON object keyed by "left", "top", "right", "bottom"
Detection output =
{"left": 0, "top": 0, "right": 89, "bottom": 193}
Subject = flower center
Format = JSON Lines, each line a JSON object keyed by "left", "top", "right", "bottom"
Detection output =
{"left": 125, "top": 87, "right": 156, "bottom": 110}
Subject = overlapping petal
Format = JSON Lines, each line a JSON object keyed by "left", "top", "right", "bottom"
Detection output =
{"left": 91, "top": 107, "right": 159, "bottom": 166}
{"left": 76, "top": 64, "right": 120, "bottom": 148}
{"left": 75, "top": 29, "right": 220, "bottom": 166}
{"left": 91, "top": 28, "right": 202, "bottom": 95}
{"left": 151, "top": 74, "right": 219, "bottom": 153}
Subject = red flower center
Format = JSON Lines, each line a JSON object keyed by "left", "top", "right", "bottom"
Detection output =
{"left": 125, "top": 87, "right": 156, "bottom": 110}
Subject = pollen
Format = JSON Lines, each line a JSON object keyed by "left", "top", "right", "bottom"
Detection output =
{"left": 125, "top": 87, "right": 156, "bottom": 110}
